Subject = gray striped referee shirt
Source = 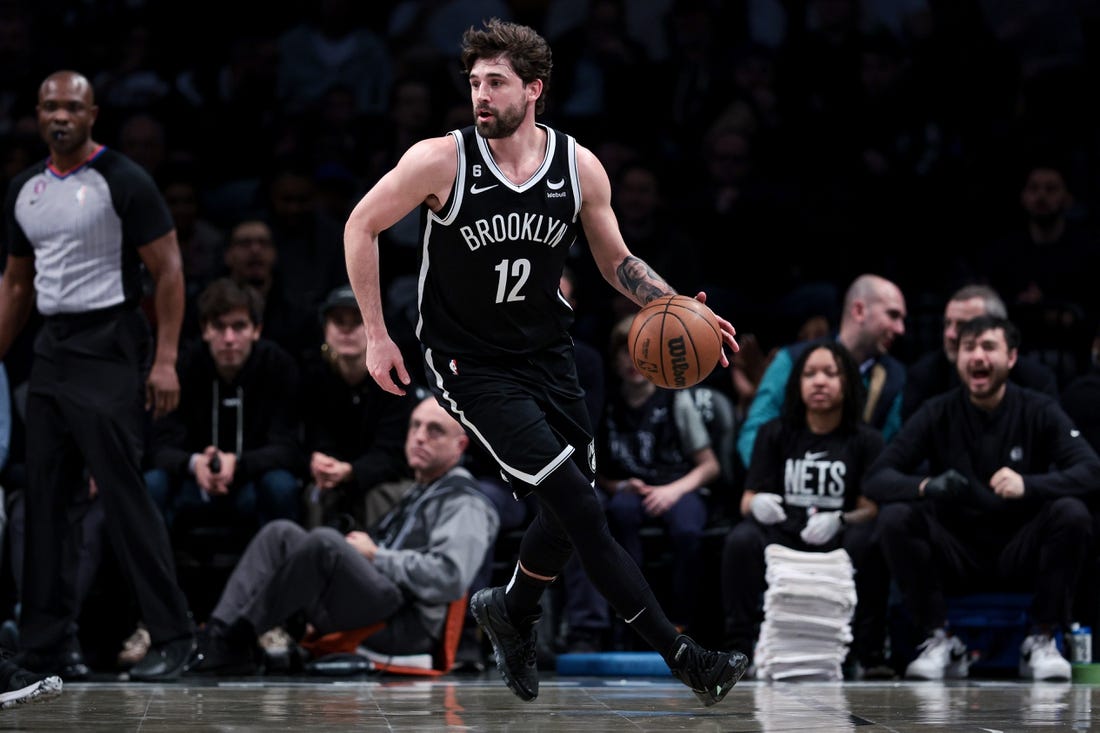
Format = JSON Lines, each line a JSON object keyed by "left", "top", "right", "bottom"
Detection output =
{"left": 4, "top": 146, "right": 173, "bottom": 315}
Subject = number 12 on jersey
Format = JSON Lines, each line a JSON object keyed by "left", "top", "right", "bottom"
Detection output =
{"left": 494, "top": 258, "right": 531, "bottom": 303}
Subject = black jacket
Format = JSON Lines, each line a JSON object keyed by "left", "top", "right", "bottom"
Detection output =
{"left": 865, "top": 383, "right": 1100, "bottom": 532}
{"left": 150, "top": 338, "right": 305, "bottom": 484}
{"left": 300, "top": 349, "right": 416, "bottom": 499}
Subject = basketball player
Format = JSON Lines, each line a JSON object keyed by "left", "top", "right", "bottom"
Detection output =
{"left": 344, "top": 19, "right": 744, "bottom": 706}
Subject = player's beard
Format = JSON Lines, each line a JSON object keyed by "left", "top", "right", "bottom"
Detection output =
{"left": 475, "top": 100, "right": 525, "bottom": 139}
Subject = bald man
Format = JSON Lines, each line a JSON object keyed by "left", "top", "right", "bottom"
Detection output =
{"left": 0, "top": 71, "right": 194, "bottom": 682}
{"left": 187, "top": 395, "right": 499, "bottom": 674}
{"left": 737, "top": 274, "right": 908, "bottom": 467}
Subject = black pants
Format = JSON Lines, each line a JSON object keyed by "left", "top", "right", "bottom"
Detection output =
{"left": 20, "top": 309, "right": 192, "bottom": 652}
{"left": 8, "top": 489, "right": 104, "bottom": 626}
{"left": 875, "top": 497, "right": 1092, "bottom": 632}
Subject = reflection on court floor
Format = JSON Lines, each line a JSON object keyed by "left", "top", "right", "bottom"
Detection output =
{"left": 1, "top": 675, "right": 1095, "bottom": 731}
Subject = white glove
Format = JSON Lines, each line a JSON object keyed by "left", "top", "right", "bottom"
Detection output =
{"left": 750, "top": 493, "right": 787, "bottom": 525}
{"left": 800, "top": 511, "right": 844, "bottom": 545}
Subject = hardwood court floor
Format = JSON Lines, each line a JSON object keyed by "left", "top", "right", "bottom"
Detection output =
{"left": 1, "top": 673, "right": 1096, "bottom": 731}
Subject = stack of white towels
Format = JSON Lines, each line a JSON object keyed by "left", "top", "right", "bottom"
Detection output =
{"left": 754, "top": 544, "right": 857, "bottom": 681}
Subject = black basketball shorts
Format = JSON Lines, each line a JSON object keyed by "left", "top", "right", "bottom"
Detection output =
{"left": 424, "top": 340, "right": 595, "bottom": 490}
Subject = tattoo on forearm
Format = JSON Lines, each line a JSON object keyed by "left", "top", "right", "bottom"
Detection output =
{"left": 617, "top": 256, "right": 673, "bottom": 304}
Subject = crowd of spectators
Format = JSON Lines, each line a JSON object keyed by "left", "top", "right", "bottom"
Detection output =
{"left": 2, "top": 0, "right": 1099, "bottom": 365}
{"left": 2, "top": 0, "right": 1100, "bottom": 679}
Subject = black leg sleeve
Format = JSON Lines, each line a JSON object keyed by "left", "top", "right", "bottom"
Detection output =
{"left": 522, "top": 461, "right": 678, "bottom": 657}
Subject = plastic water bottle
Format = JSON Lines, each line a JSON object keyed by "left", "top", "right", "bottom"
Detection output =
{"left": 1071, "top": 623, "right": 1092, "bottom": 664}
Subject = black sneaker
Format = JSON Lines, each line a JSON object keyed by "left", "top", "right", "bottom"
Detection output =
{"left": 185, "top": 628, "right": 259, "bottom": 676}
{"left": 0, "top": 657, "right": 62, "bottom": 709}
{"left": 668, "top": 634, "right": 748, "bottom": 707}
{"left": 469, "top": 587, "right": 539, "bottom": 701}
{"left": 15, "top": 642, "right": 90, "bottom": 681}
{"left": 129, "top": 635, "right": 197, "bottom": 682}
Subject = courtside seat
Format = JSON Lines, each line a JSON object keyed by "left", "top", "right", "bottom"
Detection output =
{"left": 300, "top": 594, "right": 469, "bottom": 676}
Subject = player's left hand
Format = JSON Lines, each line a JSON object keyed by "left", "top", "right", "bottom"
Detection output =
{"left": 692, "top": 291, "right": 739, "bottom": 363}
{"left": 990, "top": 467, "right": 1025, "bottom": 499}
{"left": 146, "top": 360, "right": 180, "bottom": 419}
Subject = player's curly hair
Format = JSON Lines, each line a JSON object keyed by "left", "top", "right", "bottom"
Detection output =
{"left": 460, "top": 18, "right": 552, "bottom": 114}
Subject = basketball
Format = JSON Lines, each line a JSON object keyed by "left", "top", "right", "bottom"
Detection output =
{"left": 628, "top": 295, "right": 723, "bottom": 389}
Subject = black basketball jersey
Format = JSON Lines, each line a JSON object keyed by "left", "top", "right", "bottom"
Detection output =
{"left": 416, "top": 124, "right": 582, "bottom": 358}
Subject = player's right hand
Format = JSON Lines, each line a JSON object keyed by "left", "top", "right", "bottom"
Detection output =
{"left": 693, "top": 290, "right": 740, "bottom": 359}
{"left": 366, "top": 334, "right": 411, "bottom": 395}
{"left": 750, "top": 492, "right": 787, "bottom": 525}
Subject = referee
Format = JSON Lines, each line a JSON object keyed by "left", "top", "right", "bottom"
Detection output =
{"left": 0, "top": 70, "right": 195, "bottom": 680}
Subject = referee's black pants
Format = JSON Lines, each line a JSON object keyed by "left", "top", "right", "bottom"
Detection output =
{"left": 19, "top": 309, "right": 192, "bottom": 654}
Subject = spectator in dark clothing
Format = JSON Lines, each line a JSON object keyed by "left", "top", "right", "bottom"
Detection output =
{"left": 301, "top": 285, "right": 417, "bottom": 530}
{"left": 159, "top": 167, "right": 225, "bottom": 308}
{"left": 979, "top": 163, "right": 1099, "bottom": 314}
{"left": 598, "top": 316, "right": 720, "bottom": 631}
{"left": 146, "top": 278, "right": 304, "bottom": 531}
{"left": 974, "top": 162, "right": 1100, "bottom": 387}
{"left": 1060, "top": 327, "right": 1100, "bottom": 456}
{"left": 902, "top": 284, "right": 1058, "bottom": 420}
{"left": 548, "top": 0, "right": 652, "bottom": 134}
{"left": 1060, "top": 325, "right": 1100, "bottom": 646}
{"left": 721, "top": 340, "right": 889, "bottom": 679}
{"left": 865, "top": 315, "right": 1100, "bottom": 682}
{"left": 221, "top": 219, "right": 317, "bottom": 362}
{"left": 260, "top": 163, "right": 348, "bottom": 317}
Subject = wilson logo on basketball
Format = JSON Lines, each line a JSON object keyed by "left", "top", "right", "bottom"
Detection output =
{"left": 667, "top": 336, "right": 690, "bottom": 388}
{"left": 628, "top": 294, "right": 721, "bottom": 389}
